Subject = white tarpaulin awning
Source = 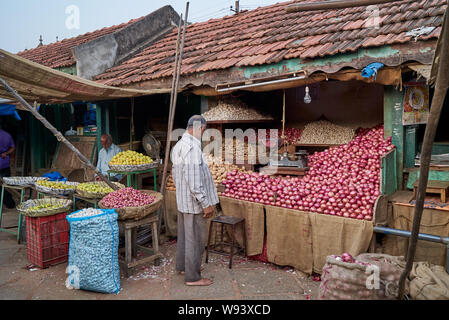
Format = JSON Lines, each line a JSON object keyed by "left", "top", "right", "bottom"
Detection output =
{"left": 0, "top": 48, "right": 170, "bottom": 109}
{"left": 408, "top": 64, "right": 433, "bottom": 82}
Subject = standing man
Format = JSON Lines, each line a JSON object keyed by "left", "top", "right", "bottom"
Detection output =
{"left": 0, "top": 119, "right": 16, "bottom": 208}
{"left": 95, "top": 134, "right": 123, "bottom": 182}
{"left": 171, "top": 115, "right": 218, "bottom": 286}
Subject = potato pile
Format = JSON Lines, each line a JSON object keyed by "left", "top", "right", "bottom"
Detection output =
{"left": 202, "top": 97, "right": 274, "bottom": 121}
{"left": 166, "top": 156, "right": 248, "bottom": 191}
{"left": 298, "top": 120, "right": 355, "bottom": 145}
{"left": 166, "top": 175, "right": 176, "bottom": 191}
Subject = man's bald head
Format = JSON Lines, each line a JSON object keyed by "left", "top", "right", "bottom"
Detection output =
{"left": 100, "top": 134, "right": 113, "bottom": 151}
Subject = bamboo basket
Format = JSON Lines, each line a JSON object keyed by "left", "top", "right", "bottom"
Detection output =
{"left": 3, "top": 176, "right": 48, "bottom": 187}
{"left": 17, "top": 198, "right": 72, "bottom": 217}
{"left": 99, "top": 190, "right": 163, "bottom": 221}
{"left": 75, "top": 182, "right": 125, "bottom": 199}
{"left": 108, "top": 162, "right": 157, "bottom": 172}
{"left": 34, "top": 181, "right": 79, "bottom": 196}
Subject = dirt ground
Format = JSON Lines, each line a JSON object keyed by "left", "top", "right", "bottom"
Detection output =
{"left": 0, "top": 209, "right": 320, "bottom": 300}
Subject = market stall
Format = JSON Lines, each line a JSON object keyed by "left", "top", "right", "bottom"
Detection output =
{"left": 181, "top": 65, "right": 422, "bottom": 275}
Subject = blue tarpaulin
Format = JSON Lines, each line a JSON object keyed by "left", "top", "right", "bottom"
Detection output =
{"left": 0, "top": 104, "right": 21, "bottom": 120}
{"left": 41, "top": 171, "right": 67, "bottom": 181}
{"left": 361, "top": 62, "right": 384, "bottom": 80}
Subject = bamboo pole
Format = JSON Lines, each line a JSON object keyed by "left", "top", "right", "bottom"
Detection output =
{"left": 0, "top": 76, "right": 119, "bottom": 191}
{"left": 158, "top": 2, "right": 189, "bottom": 238}
{"left": 286, "top": 0, "right": 404, "bottom": 12}
{"left": 130, "top": 97, "right": 135, "bottom": 150}
{"left": 397, "top": 6, "right": 449, "bottom": 299}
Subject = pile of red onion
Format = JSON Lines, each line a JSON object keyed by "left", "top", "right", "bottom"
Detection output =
{"left": 283, "top": 128, "right": 302, "bottom": 144}
{"left": 100, "top": 187, "right": 155, "bottom": 208}
{"left": 221, "top": 125, "right": 394, "bottom": 221}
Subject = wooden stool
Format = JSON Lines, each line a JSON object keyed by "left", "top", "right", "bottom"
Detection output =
{"left": 118, "top": 213, "right": 162, "bottom": 277}
{"left": 413, "top": 180, "right": 449, "bottom": 203}
{"left": 205, "top": 215, "right": 246, "bottom": 269}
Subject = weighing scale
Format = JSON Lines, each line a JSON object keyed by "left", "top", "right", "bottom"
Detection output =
{"left": 260, "top": 90, "right": 310, "bottom": 175}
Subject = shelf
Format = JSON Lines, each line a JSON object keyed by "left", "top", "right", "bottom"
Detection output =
{"left": 259, "top": 166, "right": 309, "bottom": 176}
{"left": 206, "top": 119, "right": 276, "bottom": 124}
{"left": 292, "top": 143, "right": 342, "bottom": 147}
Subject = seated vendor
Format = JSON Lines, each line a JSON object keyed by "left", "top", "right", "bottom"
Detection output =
{"left": 95, "top": 134, "right": 123, "bottom": 182}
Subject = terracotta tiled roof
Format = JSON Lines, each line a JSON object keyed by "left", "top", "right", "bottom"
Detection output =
{"left": 16, "top": 17, "right": 144, "bottom": 69}
{"left": 95, "top": 0, "right": 446, "bottom": 87}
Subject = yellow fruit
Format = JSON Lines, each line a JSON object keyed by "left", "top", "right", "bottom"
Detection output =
{"left": 36, "top": 180, "right": 73, "bottom": 189}
{"left": 109, "top": 150, "right": 153, "bottom": 166}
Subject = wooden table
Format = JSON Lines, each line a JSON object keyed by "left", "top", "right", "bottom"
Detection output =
{"left": 72, "top": 194, "right": 101, "bottom": 210}
{"left": 413, "top": 180, "right": 449, "bottom": 203}
{"left": 0, "top": 184, "right": 33, "bottom": 243}
{"left": 118, "top": 213, "right": 162, "bottom": 277}
{"left": 108, "top": 168, "right": 158, "bottom": 191}
{"left": 36, "top": 191, "right": 72, "bottom": 200}
{"left": 259, "top": 166, "right": 309, "bottom": 176}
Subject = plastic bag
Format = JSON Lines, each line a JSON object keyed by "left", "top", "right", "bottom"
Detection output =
{"left": 66, "top": 209, "right": 120, "bottom": 294}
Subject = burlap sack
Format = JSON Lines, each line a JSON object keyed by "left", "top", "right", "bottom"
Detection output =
{"left": 265, "top": 206, "right": 313, "bottom": 274}
{"left": 409, "top": 262, "right": 449, "bottom": 300}
{"left": 382, "top": 204, "right": 449, "bottom": 266}
{"left": 319, "top": 254, "right": 407, "bottom": 300}
{"left": 164, "top": 190, "right": 221, "bottom": 245}
{"left": 219, "top": 196, "right": 265, "bottom": 256}
{"left": 310, "top": 213, "right": 374, "bottom": 274}
{"left": 164, "top": 190, "right": 178, "bottom": 237}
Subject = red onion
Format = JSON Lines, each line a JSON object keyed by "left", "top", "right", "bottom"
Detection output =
{"left": 220, "top": 125, "right": 393, "bottom": 221}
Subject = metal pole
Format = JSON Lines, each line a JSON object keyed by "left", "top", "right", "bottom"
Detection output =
{"left": 158, "top": 2, "right": 189, "bottom": 238}
{"left": 374, "top": 226, "right": 449, "bottom": 274}
{"left": 397, "top": 6, "right": 449, "bottom": 298}
{"left": 286, "top": 0, "right": 404, "bottom": 12}
{"left": 0, "top": 76, "right": 119, "bottom": 190}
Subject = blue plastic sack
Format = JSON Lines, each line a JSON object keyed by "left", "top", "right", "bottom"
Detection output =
{"left": 42, "top": 171, "right": 67, "bottom": 182}
{"left": 66, "top": 209, "right": 120, "bottom": 294}
{"left": 361, "top": 62, "right": 384, "bottom": 80}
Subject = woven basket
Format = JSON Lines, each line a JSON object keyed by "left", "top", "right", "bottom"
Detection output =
{"left": 99, "top": 190, "right": 163, "bottom": 221}
{"left": 3, "top": 176, "right": 48, "bottom": 187}
{"left": 17, "top": 198, "right": 72, "bottom": 217}
{"left": 108, "top": 162, "right": 157, "bottom": 172}
{"left": 75, "top": 182, "right": 125, "bottom": 199}
{"left": 34, "top": 181, "right": 79, "bottom": 196}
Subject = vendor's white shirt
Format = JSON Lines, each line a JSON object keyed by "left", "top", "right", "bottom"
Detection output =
{"left": 96, "top": 143, "right": 122, "bottom": 179}
{"left": 171, "top": 132, "right": 219, "bottom": 214}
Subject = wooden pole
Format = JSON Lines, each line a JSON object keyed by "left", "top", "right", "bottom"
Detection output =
{"left": 0, "top": 76, "right": 119, "bottom": 191}
{"left": 158, "top": 2, "right": 189, "bottom": 238}
{"left": 130, "top": 97, "right": 134, "bottom": 150}
{"left": 286, "top": 0, "right": 403, "bottom": 12}
{"left": 397, "top": 6, "right": 449, "bottom": 299}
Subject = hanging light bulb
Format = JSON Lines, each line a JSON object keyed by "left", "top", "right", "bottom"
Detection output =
{"left": 304, "top": 86, "right": 312, "bottom": 104}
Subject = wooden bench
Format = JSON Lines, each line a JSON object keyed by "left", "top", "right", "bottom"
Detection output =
{"left": 413, "top": 180, "right": 449, "bottom": 203}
